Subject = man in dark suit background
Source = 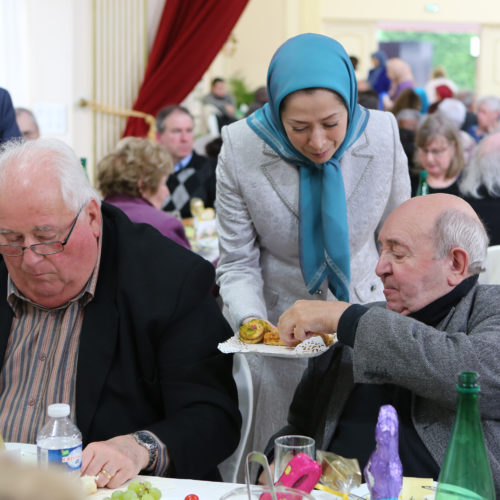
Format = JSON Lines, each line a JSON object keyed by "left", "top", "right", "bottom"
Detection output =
{"left": 156, "top": 105, "right": 216, "bottom": 218}
{"left": 0, "top": 138, "right": 240, "bottom": 488}
{"left": 0, "top": 87, "right": 22, "bottom": 144}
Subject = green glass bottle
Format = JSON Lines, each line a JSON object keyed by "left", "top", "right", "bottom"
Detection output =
{"left": 435, "top": 371, "right": 495, "bottom": 500}
{"left": 416, "top": 170, "right": 429, "bottom": 196}
{"left": 80, "top": 157, "right": 89, "bottom": 180}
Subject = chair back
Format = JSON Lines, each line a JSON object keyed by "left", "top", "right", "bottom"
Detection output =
{"left": 219, "top": 353, "right": 254, "bottom": 483}
{"left": 479, "top": 245, "right": 500, "bottom": 284}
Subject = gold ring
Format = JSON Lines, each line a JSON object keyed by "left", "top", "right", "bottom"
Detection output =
{"left": 99, "top": 469, "right": 113, "bottom": 480}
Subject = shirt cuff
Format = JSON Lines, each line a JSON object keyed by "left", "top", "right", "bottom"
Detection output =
{"left": 141, "top": 430, "right": 169, "bottom": 477}
{"left": 337, "top": 304, "right": 369, "bottom": 347}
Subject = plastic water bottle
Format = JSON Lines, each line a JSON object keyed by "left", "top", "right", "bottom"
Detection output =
{"left": 36, "top": 403, "right": 82, "bottom": 474}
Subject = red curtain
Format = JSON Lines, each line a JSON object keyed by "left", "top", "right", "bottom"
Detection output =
{"left": 122, "top": 0, "right": 250, "bottom": 138}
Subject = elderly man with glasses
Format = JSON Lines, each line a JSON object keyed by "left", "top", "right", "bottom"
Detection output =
{"left": 0, "top": 139, "right": 240, "bottom": 487}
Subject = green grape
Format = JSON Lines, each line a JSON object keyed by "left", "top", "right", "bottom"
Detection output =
{"left": 122, "top": 491, "right": 138, "bottom": 500}
{"left": 149, "top": 487, "right": 161, "bottom": 500}
{"left": 128, "top": 481, "right": 142, "bottom": 493}
{"left": 110, "top": 480, "right": 161, "bottom": 500}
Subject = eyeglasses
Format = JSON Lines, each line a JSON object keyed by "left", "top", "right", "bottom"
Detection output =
{"left": 0, "top": 207, "right": 83, "bottom": 257}
{"left": 418, "top": 145, "right": 451, "bottom": 157}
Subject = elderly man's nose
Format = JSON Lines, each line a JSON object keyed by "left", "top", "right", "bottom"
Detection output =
{"left": 375, "top": 254, "right": 390, "bottom": 277}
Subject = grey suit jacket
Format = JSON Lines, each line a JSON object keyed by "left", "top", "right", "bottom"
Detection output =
{"left": 279, "top": 283, "right": 500, "bottom": 494}
{"left": 216, "top": 109, "right": 411, "bottom": 330}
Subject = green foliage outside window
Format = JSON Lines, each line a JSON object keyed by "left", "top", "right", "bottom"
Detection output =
{"left": 229, "top": 72, "right": 255, "bottom": 108}
{"left": 377, "top": 30, "right": 476, "bottom": 90}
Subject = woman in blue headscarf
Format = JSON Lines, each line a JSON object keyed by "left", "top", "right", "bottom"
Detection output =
{"left": 215, "top": 33, "right": 410, "bottom": 461}
{"left": 368, "top": 50, "right": 391, "bottom": 96}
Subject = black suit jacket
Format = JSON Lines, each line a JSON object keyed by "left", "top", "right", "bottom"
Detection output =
{"left": 0, "top": 203, "right": 240, "bottom": 480}
{"left": 164, "top": 152, "right": 216, "bottom": 218}
{"left": 464, "top": 190, "right": 500, "bottom": 246}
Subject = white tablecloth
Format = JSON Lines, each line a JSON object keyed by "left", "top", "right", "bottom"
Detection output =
{"left": 3, "top": 443, "right": 370, "bottom": 499}
{"left": 93, "top": 475, "right": 240, "bottom": 499}
{"left": 93, "top": 476, "right": 370, "bottom": 499}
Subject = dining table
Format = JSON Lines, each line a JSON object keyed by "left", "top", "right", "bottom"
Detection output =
{"left": 2, "top": 442, "right": 374, "bottom": 500}
{"left": 90, "top": 475, "right": 370, "bottom": 500}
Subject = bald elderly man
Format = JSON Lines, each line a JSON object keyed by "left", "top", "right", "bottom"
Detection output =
{"left": 270, "top": 194, "right": 499, "bottom": 492}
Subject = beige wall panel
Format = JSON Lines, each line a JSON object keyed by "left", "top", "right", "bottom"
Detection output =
{"left": 91, "top": 0, "right": 148, "bottom": 180}
{"left": 322, "top": 21, "right": 378, "bottom": 81}
{"left": 25, "top": 0, "right": 73, "bottom": 144}
{"left": 202, "top": 0, "right": 326, "bottom": 97}
{"left": 477, "top": 26, "right": 500, "bottom": 97}
{"left": 321, "top": 0, "right": 500, "bottom": 24}
{"left": 73, "top": 0, "right": 93, "bottom": 174}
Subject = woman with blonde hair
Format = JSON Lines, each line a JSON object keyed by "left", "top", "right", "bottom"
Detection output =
{"left": 97, "top": 137, "right": 190, "bottom": 248}
{"left": 411, "top": 114, "right": 465, "bottom": 196}
{"left": 383, "top": 57, "right": 415, "bottom": 110}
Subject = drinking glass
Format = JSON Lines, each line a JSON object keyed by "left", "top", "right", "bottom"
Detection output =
{"left": 274, "top": 435, "right": 315, "bottom": 483}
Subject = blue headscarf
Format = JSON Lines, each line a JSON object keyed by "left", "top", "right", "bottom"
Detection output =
{"left": 246, "top": 33, "right": 369, "bottom": 301}
{"left": 368, "top": 50, "right": 388, "bottom": 89}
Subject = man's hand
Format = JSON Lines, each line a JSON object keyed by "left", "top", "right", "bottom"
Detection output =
{"left": 278, "top": 300, "right": 351, "bottom": 345}
{"left": 224, "top": 103, "right": 236, "bottom": 117}
{"left": 81, "top": 434, "right": 149, "bottom": 489}
{"left": 258, "top": 461, "right": 275, "bottom": 485}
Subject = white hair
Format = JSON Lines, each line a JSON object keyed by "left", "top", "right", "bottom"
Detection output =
{"left": 396, "top": 108, "right": 421, "bottom": 124}
{"left": 0, "top": 138, "right": 100, "bottom": 213}
{"left": 477, "top": 95, "right": 500, "bottom": 113}
{"left": 433, "top": 210, "right": 488, "bottom": 274}
{"left": 459, "top": 137, "right": 500, "bottom": 198}
{"left": 437, "top": 98, "right": 467, "bottom": 128}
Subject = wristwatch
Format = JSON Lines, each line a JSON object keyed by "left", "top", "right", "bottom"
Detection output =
{"left": 132, "top": 431, "right": 159, "bottom": 470}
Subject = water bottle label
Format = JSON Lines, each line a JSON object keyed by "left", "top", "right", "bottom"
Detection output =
{"left": 38, "top": 444, "right": 82, "bottom": 472}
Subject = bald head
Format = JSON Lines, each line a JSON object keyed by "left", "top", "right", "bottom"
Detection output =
{"left": 387, "top": 193, "right": 480, "bottom": 233}
{"left": 376, "top": 194, "right": 487, "bottom": 314}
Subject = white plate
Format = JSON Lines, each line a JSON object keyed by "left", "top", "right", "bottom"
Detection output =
{"left": 4, "top": 442, "right": 38, "bottom": 464}
{"left": 218, "top": 335, "right": 335, "bottom": 358}
{"left": 89, "top": 475, "right": 237, "bottom": 499}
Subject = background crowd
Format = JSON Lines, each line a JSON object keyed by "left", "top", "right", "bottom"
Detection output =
{"left": 0, "top": 29, "right": 500, "bottom": 497}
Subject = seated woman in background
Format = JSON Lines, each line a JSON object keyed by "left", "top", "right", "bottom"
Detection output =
{"left": 459, "top": 132, "right": 500, "bottom": 245}
{"left": 390, "top": 88, "right": 421, "bottom": 117}
{"left": 411, "top": 114, "right": 465, "bottom": 197}
{"left": 97, "top": 137, "right": 191, "bottom": 249}
{"left": 437, "top": 97, "right": 476, "bottom": 165}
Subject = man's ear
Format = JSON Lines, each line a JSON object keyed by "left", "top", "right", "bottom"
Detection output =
{"left": 447, "top": 247, "right": 469, "bottom": 286}
{"left": 86, "top": 199, "right": 102, "bottom": 238}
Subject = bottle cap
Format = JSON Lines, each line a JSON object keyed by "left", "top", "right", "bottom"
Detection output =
{"left": 47, "top": 403, "right": 70, "bottom": 418}
{"left": 419, "top": 170, "right": 428, "bottom": 180}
